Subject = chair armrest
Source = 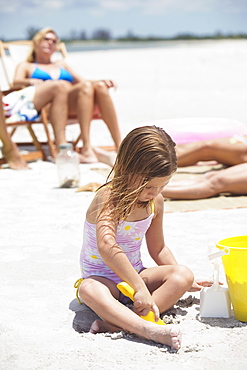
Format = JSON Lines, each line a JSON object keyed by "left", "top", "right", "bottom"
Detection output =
{"left": 2, "top": 85, "right": 27, "bottom": 96}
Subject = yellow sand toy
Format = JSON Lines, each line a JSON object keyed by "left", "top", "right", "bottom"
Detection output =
{"left": 117, "top": 281, "right": 165, "bottom": 325}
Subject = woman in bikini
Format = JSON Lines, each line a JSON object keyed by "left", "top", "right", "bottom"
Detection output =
{"left": 13, "top": 27, "right": 121, "bottom": 163}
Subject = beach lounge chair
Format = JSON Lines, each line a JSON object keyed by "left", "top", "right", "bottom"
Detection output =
{"left": 0, "top": 40, "right": 102, "bottom": 165}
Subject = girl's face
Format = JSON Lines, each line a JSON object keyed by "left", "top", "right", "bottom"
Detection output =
{"left": 139, "top": 176, "right": 172, "bottom": 202}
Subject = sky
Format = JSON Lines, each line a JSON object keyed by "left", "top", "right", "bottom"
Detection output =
{"left": 0, "top": 0, "right": 247, "bottom": 40}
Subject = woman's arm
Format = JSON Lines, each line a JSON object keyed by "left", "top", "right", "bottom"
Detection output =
{"left": 13, "top": 62, "right": 42, "bottom": 87}
{"left": 93, "top": 79, "right": 117, "bottom": 89}
{"left": 59, "top": 61, "right": 117, "bottom": 89}
{"left": 145, "top": 194, "right": 178, "bottom": 266}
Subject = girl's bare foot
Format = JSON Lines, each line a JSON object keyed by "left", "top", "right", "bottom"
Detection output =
{"left": 146, "top": 324, "right": 182, "bottom": 350}
{"left": 90, "top": 320, "right": 181, "bottom": 350}
{"left": 90, "top": 319, "right": 121, "bottom": 334}
{"left": 2, "top": 146, "right": 30, "bottom": 170}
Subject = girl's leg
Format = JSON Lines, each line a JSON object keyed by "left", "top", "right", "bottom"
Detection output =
{"left": 33, "top": 81, "right": 68, "bottom": 148}
{"left": 0, "top": 92, "right": 29, "bottom": 169}
{"left": 68, "top": 81, "right": 97, "bottom": 163}
{"left": 176, "top": 137, "right": 247, "bottom": 167}
{"left": 140, "top": 265, "right": 194, "bottom": 314}
{"left": 79, "top": 277, "right": 182, "bottom": 350}
{"left": 93, "top": 81, "right": 121, "bottom": 149}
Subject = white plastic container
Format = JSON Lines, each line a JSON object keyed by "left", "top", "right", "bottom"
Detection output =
{"left": 200, "top": 249, "right": 231, "bottom": 318}
{"left": 200, "top": 285, "right": 231, "bottom": 318}
{"left": 56, "top": 143, "right": 80, "bottom": 188}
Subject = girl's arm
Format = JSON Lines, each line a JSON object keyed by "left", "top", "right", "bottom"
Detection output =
{"left": 147, "top": 195, "right": 214, "bottom": 291}
{"left": 96, "top": 214, "right": 148, "bottom": 293}
{"left": 145, "top": 194, "right": 178, "bottom": 266}
{"left": 95, "top": 191, "right": 158, "bottom": 318}
{"left": 97, "top": 217, "right": 159, "bottom": 318}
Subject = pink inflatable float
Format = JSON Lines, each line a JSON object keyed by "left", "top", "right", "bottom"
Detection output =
{"left": 146, "top": 118, "right": 247, "bottom": 144}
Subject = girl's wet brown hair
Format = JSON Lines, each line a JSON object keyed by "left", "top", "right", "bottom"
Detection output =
{"left": 26, "top": 27, "right": 59, "bottom": 63}
{"left": 100, "top": 125, "right": 177, "bottom": 221}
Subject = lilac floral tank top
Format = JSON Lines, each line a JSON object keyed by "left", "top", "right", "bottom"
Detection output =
{"left": 80, "top": 201, "right": 155, "bottom": 284}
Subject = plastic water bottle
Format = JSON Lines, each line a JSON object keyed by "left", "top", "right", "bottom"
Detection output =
{"left": 56, "top": 143, "right": 80, "bottom": 188}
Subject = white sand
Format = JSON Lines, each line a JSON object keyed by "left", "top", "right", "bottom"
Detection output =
{"left": 1, "top": 40, "right": 247, "bottom": 369}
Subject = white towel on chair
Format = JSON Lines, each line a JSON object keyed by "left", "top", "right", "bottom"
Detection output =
{"left": 2, "top": 86, "right": 39, "bottom": 123}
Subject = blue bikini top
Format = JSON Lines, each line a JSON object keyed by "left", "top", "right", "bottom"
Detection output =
{"left": 31, "top": 65, "right": 73, "bottom": 83}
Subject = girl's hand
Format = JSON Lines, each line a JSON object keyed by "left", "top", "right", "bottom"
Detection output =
{"left": 188, "top": 279, "right": 223, "bottom": 292}
{"left": 133, "top": 289, "right": 160, "bottom": 322}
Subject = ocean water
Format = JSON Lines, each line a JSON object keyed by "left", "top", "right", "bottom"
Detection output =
{"left": 65, "top": 40, "right": 196, "bottom": 53}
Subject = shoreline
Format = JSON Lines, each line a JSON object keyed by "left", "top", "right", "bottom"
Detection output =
{"left": 65, "top": 38, "right": 247, "bottom": 52}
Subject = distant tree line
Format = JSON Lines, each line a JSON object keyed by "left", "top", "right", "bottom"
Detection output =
{"left": 3, "top": 26, "right": 247, "bottom": 42}
{"left": 26, "top": 26, "right": 247, "bottom": 42}
{"left": 25, "top": 26, "right": 114, "bottom": 41}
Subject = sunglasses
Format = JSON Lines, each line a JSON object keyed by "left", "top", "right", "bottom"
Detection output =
{"left": 43, "top": 37, "right": 57, "bottom": 45}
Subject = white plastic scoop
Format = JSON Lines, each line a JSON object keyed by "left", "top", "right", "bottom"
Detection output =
{"left": 200, "top": 247, "right": 231, "bottom": 318}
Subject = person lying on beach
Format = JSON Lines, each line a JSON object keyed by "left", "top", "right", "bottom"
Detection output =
{"left": 0, "top": 90, "right": 29, "bottom": 169}
{"left": 161, "top": 162, "right": 247, "bottom": 200}
{"left": 76, "top": 125, "right": 213, "bottom": 350}
{"left": 93, "top": 133, "right": 247, "bottom": 168}
{"left": 12, "top": 27, "right": 121, "bottom": 163}
{"left": 93, "top": 133, "right": 247, "bottom": 199}
{"left": 176, "top": 135, "right": 247, "bottom": 167}
{"left": 161, "top": 135, "right": 247, "bottom": 199}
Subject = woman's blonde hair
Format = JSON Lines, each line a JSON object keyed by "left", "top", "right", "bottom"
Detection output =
{"left": 100, "top": 125, "right": 177, "bottom": 221}
{"left": 26, "top": 27, "right": 59, "bottom": 62}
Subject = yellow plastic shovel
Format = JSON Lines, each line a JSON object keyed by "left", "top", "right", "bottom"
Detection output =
{"left": 117, "top": 281, "right": 165, "bottom": 325}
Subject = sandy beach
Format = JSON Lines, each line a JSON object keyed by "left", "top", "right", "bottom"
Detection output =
{"left": 1, "top": 40, "right": 247, "bottom": 369}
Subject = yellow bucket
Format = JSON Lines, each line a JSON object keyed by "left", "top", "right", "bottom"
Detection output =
{"left": 216, "top": 235, "right": 247, "bottom": 322}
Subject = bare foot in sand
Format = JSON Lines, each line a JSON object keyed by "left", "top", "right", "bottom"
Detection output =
{"left": 93, "top": 147, "right": 116, "bottom": 167}
{"left": 90, "top": 319, "right": 181, "bottom": 350}
{"left": 2, "top": 146, "right": 29, "bottom": 170}
{"left": 146, "top": 324, "right": 182, "bottom": 350}
{"left": 79, "top": 147, "right": 98, "bottom": 164}
{"left": 90, "top": 319, "right": 121, "bottom": 334}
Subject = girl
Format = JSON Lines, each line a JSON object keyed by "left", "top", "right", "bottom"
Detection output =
{"left": 77, "top": 126, "right": 211, "bottom": 350}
